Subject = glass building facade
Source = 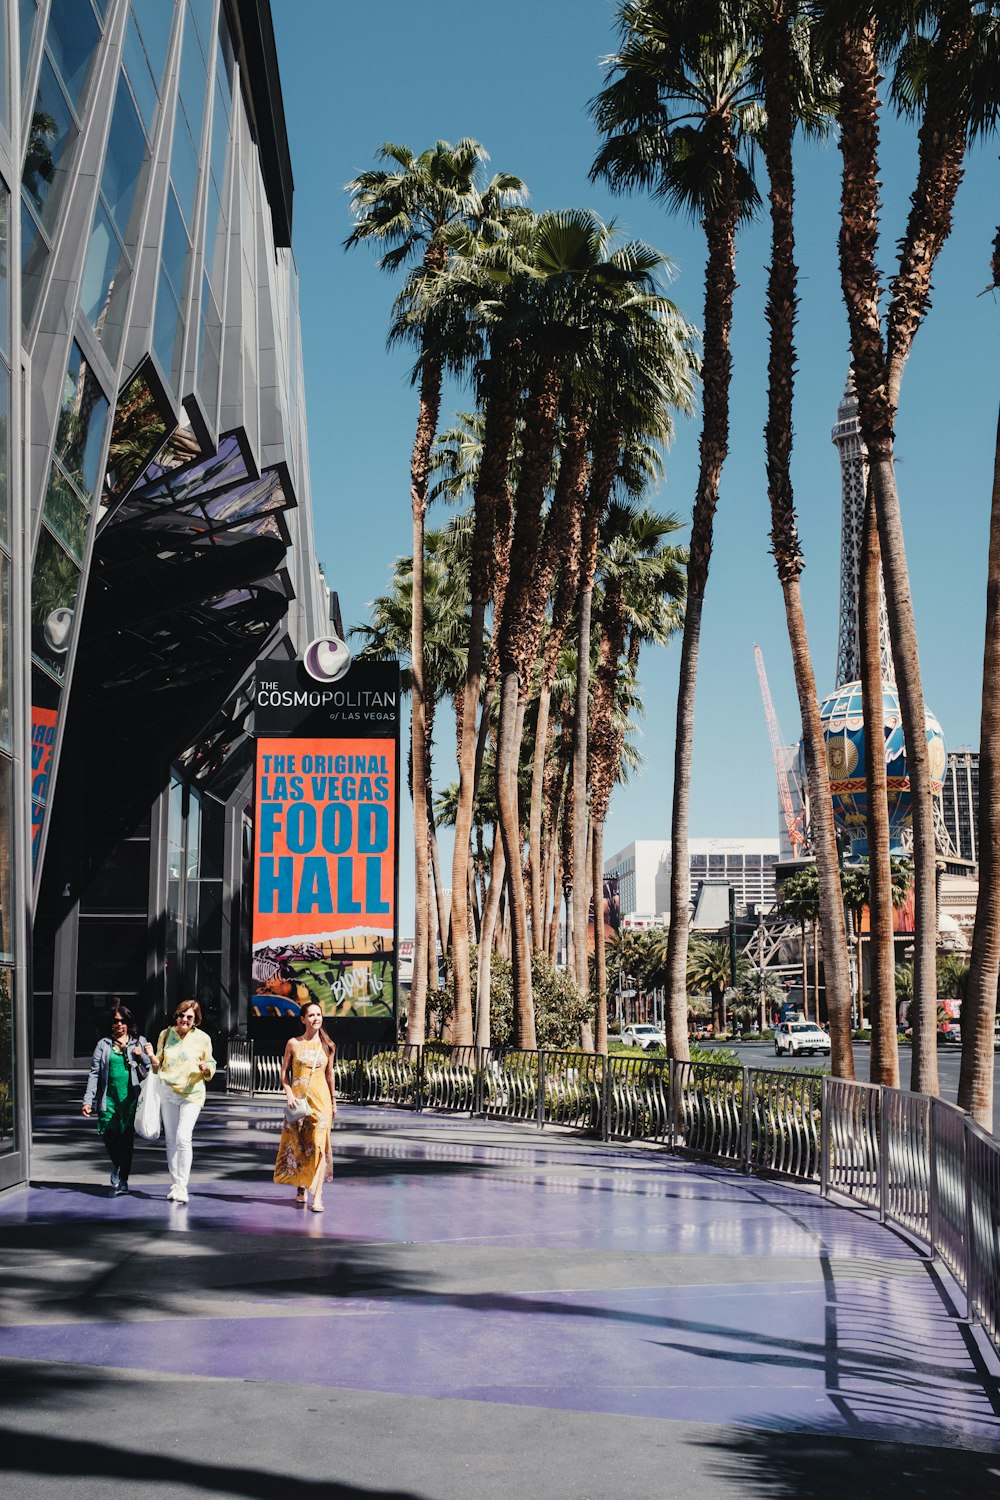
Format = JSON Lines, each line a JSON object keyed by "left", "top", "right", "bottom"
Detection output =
{"left": 2, "top": 0, "right": 328, "bottom": 1191}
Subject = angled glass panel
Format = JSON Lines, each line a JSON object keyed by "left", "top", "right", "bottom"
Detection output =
{"left": 160, "top": 186, "right": 190, "bottom": 299}
{"left": 130, "top": 0, "right": 173, "bottom": 95}
{"left": 0, "top": 966, "right": 14, "bottom": 1150}
{"left": 152, "top": 268, "right": 182, "bottom": 391}
{"left": 53, "top": 344, "right": 110, "bottom": 502}
{"left": 200, "top": 471, "right": 285, "bottom": 526}
{"left": 189, "top": 0, "right": 215, "bottom": 55}
{"left": 41, "top": 463, "right": 89, "bottom": 562}
{"left": 116, "top": 433, "right": 248, "bottom": 515}
{"left": 102, "top": 76, "right": 147, "bottom": 239}
{"left": 20, "top": 199, "right": 47, "bottom": 327}
{"left": 23, "top": 55, "right": 76, "bottom": 230}
{"left": 0, "top": 554, "right": 9, "bottom": 749}
{"left": 80, "top": 198, "right": 123, "bottom": 328}
{"left": 19, "top": 0, "right": 38, "bottom": 89}
{"left": 0, "top": 363, "right": 8, "bottom": 552}
{"left": 0, "top": 761, "right": 11, "bottom": 963}
{"left": 170, "top": 116, "right": 199, "bottom": 230}
{"left": 102, "top": 365, "right": 174, "bottom": 509}
{"left": 45, "top": 0, "right": 101, "bottom": 112}
{"left": 122, "top": 12, "right": 157, "bottom": 134}
{"left": 30, "top": 526, "right": 80, "bottom": 680}
{"left": 0, "top": 190, "right": 10, "bottom": 367}
{"left": 0, "top": 0, "right": 8, "bottom": 136}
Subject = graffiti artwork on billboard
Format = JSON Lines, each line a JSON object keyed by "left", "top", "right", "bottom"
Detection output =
{"left": 31, "top": 706, "right": 58, "bottom": 864}
{"left": 251, "top": 737, "right": 396, "bottom": 1019}
{"left": 587, "top": 876, "right": 621, "bottom": 950}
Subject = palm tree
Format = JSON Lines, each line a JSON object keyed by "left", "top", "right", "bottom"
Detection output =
{"left": 687, "top": 938, "right": 736, "bottom": 1034}
{"left": 779, "top": 863, "right": 820, "bottom": 1019}
{"left": 589, "top": 502, "right": 686, "bottom": 1051}
{"left": 820, "top": 1, "right": 999, "bottom": 1093}
{"left": 345, "top": 139, "right": 525, "bottom": 1045}
{"left": 754, "top": 0, "right": 856, "bottom": 1076}
{"left": 592, "top": 1, "right": 762, "bottom": 1066}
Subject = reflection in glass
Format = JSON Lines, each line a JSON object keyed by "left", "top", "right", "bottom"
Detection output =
{"left": 0, "top": 758, "right": 11, "bottom": 963}
{"left": 103, "top": 366, "right": 173, "bottom": 511}
{"left": 103, "top": 77, "right": 147, "bottom": 239}
{"left": 0, "top": 966, "right": 15, "bottom": 1149}
{"left": 0, "top": 191, "right": 10, "bottom": 366}
{"left": 0, "top": 364, "right": 9, "bottom": 552}
{"left": 160, "top": 189, "right": 190, "bottom": 299}
{"left": 122, "top": 13, "right": 158, "bottom": 133}
{"left": 30, "top": 526, "right": 80, "bottom": 679}
{"left": 23, "top": 56, "right": 76, "bottom": 230}
{"left": 80, "top": 198, "right": 122, "bottom": 328}
{"left": 30, "top": 699, "right": 58, "bottom": 867}
{"left": 45, "top": 0, "right": 101, "bottom": 111}
{"left": 52, "top": 342, "right": 110, "bottom": 502}
{"left": 19, "top": 0, "right": 38, "bottom": 87}
{"left": 152, "top": 268, "right": 181, "bottom": 391}
{"left": 131, "top": 0, "right": 174, "bottom": 95}
{"left": 0, "top": 555, "right": 9, "bottom": 750}
{"left": 41, "top": 465, "right": 88, "bottom": 561}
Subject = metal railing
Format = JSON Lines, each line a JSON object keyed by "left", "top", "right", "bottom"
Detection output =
{"left": 226, "top": 1039, "right": 1000, "bottom": 1353}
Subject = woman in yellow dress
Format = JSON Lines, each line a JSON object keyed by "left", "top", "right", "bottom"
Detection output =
{"left": 273, "top": 1000, "right": 336, "bottom": 1211}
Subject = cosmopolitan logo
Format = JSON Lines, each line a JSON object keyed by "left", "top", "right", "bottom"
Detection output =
{"left": 257, "top": 689, "right": 397, "bottom": 708}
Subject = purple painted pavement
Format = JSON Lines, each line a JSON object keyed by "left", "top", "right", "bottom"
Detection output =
{"left": 2, "top": 1097, "right": 998, "bottom": 1458}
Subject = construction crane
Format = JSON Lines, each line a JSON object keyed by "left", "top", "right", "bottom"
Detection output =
{"left": 754, "top": 644, "right": 808, "bottom": 857}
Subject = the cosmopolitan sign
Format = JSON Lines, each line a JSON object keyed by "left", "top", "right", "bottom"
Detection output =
{"left": 251, "top": 654, "right": 400, "bottom": 1028}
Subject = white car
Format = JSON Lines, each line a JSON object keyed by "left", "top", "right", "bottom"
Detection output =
{"left": 621, "top": 1023, "right": 666, "bottom": 1051}
{"left": 774, "top": 1021, "right": 831, "bottom": 1058}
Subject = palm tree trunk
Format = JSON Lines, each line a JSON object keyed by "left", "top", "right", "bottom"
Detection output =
{"left": 664, "top": 143, "right": 737, "bottom": 1065}
{"left": 496, "top": 673, "right": 535, "bottom": 1047}
{"left": 958, "top": 405, "right": 1000, "bottom": 1127}
{"left": 450, "top": 369, "right": 521, "bottom": 1048}
{"left": 758, "top": 9, "right": 853, "bottom": 1076}
{"left": 475, "top": 834, "right": 507, "bottom": 1051}
{"left": 836, "top": 22, "right": 937, "bottom": 1094}
{"left": 528, "top": 683, "right": 553, "bottom": 953}
{"left": 405, "top": 356, "right": 442, "bottom": 1045}
{"left": 592, "top": 819, "right": 608, "bottom": 1053}
{"left": 571, "top": 576, "right": 594, "bottom": 996}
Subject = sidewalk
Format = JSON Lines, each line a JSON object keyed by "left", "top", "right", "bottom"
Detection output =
{"left": 1, "top": 1077, "right": 998, "bottom": 1499}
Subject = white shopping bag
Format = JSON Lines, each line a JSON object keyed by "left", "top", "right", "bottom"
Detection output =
{"left": 134, "top": 1070, "right": 162, "bottom": 1140}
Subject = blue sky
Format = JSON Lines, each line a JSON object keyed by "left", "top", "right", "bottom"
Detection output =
{"left": 272, "top": 1, "right": 998, "bottom": 927}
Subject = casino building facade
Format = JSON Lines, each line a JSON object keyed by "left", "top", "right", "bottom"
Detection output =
{"left": 0, "top": 0, "right": 329, "bottom": 1190}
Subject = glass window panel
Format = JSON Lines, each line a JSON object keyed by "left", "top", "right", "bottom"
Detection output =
{"left": 189, "top": 0, "right": 215, "bottom": 55}
{"left": 0, "top": 0, "right": 8, "bottom": 139}
{"left": 203, "top": 178, "right": 224, "bottom": 292}
{"left": 80, "top": 198, "right": 122, "bottom": 329}
{"left": 0, "top": 555, "right": 9, "bottom": 750}
{"left": 103, "top": 368, "right": 172, "bottom": 508}
{"left": 19, "top": 0, "right": 38, "bottom": 88}
{"left": 170, "top": 118, "right": 199, "bottom": 230}
{"left": 0, "top": 967, "right": 15, "bottom": 1150}
{"left": 121, "top": 13, "right": 157, "bottom": 134}
{"left": 30, "top": 694, "right": 58, "bottom": 868}
{"left": 160, "top": 187, "right": 189, "bottom": 297}
{"left": 41, "top": 463, "right": 88, "bottom": 562}
{"left": 79, "top": 839, "right": 150, "bottom": 914}
{"left": 20, "top": 199, "right": 47, "bottom": 327}
{"left": 130, "top": 0, "right": 173, "bottom": 94}
{"left": 102, "top": 77, "right": 147, "bottom": 239}
{"left": 197, "top": 275, "right": 220, "bottom": 416}
{"left": 30, "top": 525, "right": 80, "bottom": 679}
{"left": 152, "top": 269, "right": 181, "bottom": 388}
{"left": 52, "top": 344, "right": 110, "bottom": 502}
{"left": 45, "top": 0, "right": 100, "bottom": 112}
{"left": 0, "top": 759, "right": 12, "bottom": 962}
{"left": 186, "top": 789, "right": 201, "bottom": 877}
{"left": 0, "top": 363, "right": 8, "bottom": 552}
{"left": 199, "top": 793, "right": 224, "bottom": 879}
{"left": 0, "top": 190, "right": 10, "bottom": 367}
{"left": 76, "top": 917, "right": 147, "bottom": 992}
{"left": 24, "top": 56, "right": 76, "bottom": 230}
{"left": 195, "top": 881, "right": 222, "bottom": 950}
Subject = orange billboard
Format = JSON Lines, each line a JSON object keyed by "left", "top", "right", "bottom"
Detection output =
{"left": 251, "top": 735, "right": 397, "bottom": 1019}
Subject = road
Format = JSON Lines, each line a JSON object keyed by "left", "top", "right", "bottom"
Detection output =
{"left": 721, "top": 1039, "right": 998, "bottom": 1135}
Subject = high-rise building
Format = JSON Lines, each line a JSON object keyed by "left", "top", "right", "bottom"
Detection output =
{"left": 604, "top": 838, "right": 780, "bottom": 920}
{"left": 941, "top": 750, "right": 979, "bottom": 866}
{"left": 1, "top": 1, "right": 326, "bottom": 1192}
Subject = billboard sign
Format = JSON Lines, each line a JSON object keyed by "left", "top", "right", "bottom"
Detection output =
{"left": 251, "top": 657, "right": 400, "bottom": 1033}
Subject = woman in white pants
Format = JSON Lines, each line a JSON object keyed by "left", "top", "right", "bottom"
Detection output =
{"left": 145, "top": 1001, "right": 216, "bottom": 1203}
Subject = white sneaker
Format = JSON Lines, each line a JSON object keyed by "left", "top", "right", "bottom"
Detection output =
{"left": 174, "top": 1187, "right": 189, "bottom": 1204}
{"left": 166, "top": 1186, "right": 178, "bottom": 1201}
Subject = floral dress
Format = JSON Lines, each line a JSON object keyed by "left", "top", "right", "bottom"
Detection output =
{"left": 273, "top": 1040, "right": 334, "bottom": 1187}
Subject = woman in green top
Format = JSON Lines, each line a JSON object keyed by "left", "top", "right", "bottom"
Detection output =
{"left": 82, "top": 1004, "right": 152, "bottom": 1195}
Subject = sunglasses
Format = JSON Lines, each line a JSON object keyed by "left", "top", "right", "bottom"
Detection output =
{"left": 174, "top": 1014, "right": 196, "bottom": 1023}
{"left": 111, "top": 1018, "right": 127, "bottom": 1026}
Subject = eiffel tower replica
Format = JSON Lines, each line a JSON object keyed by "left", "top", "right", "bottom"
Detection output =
{"left": 830, "top": 373, "right": 953, "bottom": 856}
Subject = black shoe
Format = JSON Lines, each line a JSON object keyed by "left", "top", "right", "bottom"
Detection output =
{"left": 112, "top": 1181, "right": 129, "bottom": 1196}
{"left": 110, "top": 1167, "right": 121, "bottom": 1188}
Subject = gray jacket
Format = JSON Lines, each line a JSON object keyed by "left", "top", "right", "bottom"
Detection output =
{"left": 83, "top": 1035, "right": 152, "bottom": 1114}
